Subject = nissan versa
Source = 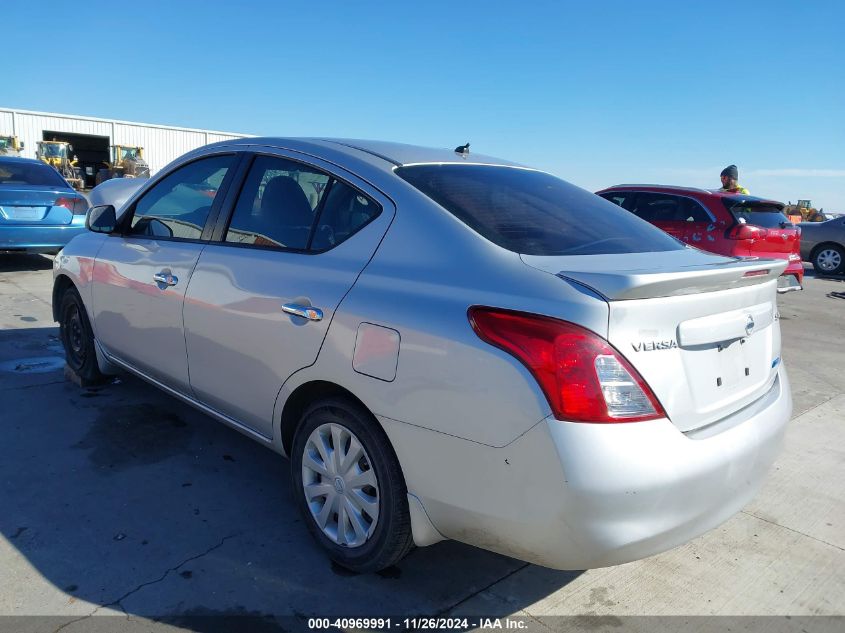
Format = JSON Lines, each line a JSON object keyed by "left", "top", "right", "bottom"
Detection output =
{"left": 52, "top": 139, "right": 791, "bottom": 572}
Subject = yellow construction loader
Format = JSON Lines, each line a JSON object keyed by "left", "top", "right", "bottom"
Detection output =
{"left": 95, "top": 145, "right": 151, "bottom": 185}
{"left": 0, "top": 136, "right": 25, "bottom": 156}
{"left": 36, "top": 140, "right": 84, "bottom": 190}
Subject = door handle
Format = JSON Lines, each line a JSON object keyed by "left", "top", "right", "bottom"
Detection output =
{"left": 282, "top": 303, "right": 323, "bottom": 321}
{"left": 153, "top": 271, "right": 178, "bottom": 287}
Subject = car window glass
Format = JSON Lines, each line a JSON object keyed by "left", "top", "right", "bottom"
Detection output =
{"left": 679, "top": 198, "right": 711, "bottom": 223}
{"left": 310, "top": 180, "right": 380, "bottom": 251}
{"left": 225, "top": 156, "right": 329, "bottom": 250}
{"left": 397, "top": 165, "right": 682, "bottom": 256}
{"left": 723, "top": 200, "right": 791, "bottom": 229}
{"left": 0, "top": 160, "right": 68, "bottom": 187}
{"left": 130, "top": 155, "right": 234, "bottom": 240}
{"left": 598, "top": 191, "right": 636, "bottom": 212}
{"left": 631, "top": 193, "right": 685, "bottom": 223}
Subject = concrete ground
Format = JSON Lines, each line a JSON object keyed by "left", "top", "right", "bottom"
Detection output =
{"left": 0, "top": 255, "right": 842, "bottom": 632}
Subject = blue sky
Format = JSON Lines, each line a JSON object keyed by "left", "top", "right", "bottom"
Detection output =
{"left": 5, "top": 0, "right": 844, "bottom": 208}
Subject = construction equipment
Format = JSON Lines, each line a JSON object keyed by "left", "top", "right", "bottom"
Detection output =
{"left": 95, "top": 145, "right": 151, "bottom": 185}
{"left": 784, "top": 200, "right": 826, "bottom": 223}
{"left": 36, "top": 140, "right": 84, "bottom": 190}
{"left": 0, "top": 136, "right": 25, "bottom": 156}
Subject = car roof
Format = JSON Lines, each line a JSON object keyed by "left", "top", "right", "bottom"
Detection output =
{"left": 0, "top": 156, "right": 45, "bottom": 165}
{"left": 201, "top": 137, "right": 523, "bottom": 171}
{"left": 598, "top": 184, "right": 783, "bottom": 206}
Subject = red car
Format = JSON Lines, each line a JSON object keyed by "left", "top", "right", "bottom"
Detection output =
{"left": 596, "top": 185, "right": 803, "bottom": 291}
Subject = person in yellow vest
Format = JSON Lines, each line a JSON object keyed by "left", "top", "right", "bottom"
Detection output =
{"left": 719, "top": 165, "right": 750, "bottom": 194}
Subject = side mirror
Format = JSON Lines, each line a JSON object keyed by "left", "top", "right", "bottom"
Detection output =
{"left": 86, "top": 205, "right": 117, "bottom": 233}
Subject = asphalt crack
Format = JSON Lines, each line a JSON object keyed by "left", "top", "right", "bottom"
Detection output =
{"left": 52, "top": 532, "right": 241, "bottom": 632}
{"left": 436, "top": 561, "right": 531, "bottom": 616}
{"left": 741, "top": 510, "right": 844, "bottom": 552}
{"left": 0, "top": 379, "right": 66, "bottom": 393}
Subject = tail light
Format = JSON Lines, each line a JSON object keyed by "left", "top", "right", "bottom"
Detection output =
{"left": 55, "top": 196, "right": 88, "bottom": 215}
{"left": 468, "top": 307, "right": 665, "bottom": 423}
{"left": 727, "top": 224, "right": 767, "bottom": 240}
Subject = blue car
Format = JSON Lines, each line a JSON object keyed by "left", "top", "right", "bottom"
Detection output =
{"left": 0, "top": 156, "right": 88, "bottom": 254}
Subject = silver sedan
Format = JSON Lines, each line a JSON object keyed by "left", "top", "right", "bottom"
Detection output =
{"left": 53, "top": 139, "right": 792, "bottom": 572}
{"left": 800, "top": 217, "right": 845, "bottom": 275}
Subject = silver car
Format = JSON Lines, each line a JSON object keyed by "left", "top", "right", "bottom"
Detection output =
{"left": 52, "top": 139, "right": 792, "bottom": 573}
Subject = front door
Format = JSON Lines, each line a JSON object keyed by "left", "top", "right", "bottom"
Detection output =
{"left": 183, "top": 152, "right": 394, "bottom": 437}
{"left": 91, "top": 154, "right": 238, "bottom": 392}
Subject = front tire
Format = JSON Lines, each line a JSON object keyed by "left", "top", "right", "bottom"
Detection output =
{"left": 291, "top": 397, "right": 413, "bottom": 573}
{"left": 59, "top": 287, "right": 105, "bottom": 386}
{"left": 812, "top": 244, "right": 844, "bottom": 275}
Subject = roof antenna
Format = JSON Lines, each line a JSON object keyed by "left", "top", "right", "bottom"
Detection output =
{"left": 454, "top": 142, "right": 470, "bottom": 156}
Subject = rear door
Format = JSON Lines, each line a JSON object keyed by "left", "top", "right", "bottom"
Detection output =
{"left": 183, "top": 151, "right": 394, "bottom": 438}
{"left": 91, "top": 154, "right": 239, "bottom": 393}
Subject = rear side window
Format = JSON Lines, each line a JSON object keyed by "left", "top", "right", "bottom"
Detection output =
{"left": 630, "top": 193, "right": 711, "bottom": 223}
{"left": 724, "top": 199, "right": 791, "bottom": 229}
{"left": 225, "top": 155, "right": 381, "bottom": 252}
{"left": 397, "top": 165, "right": 683, "bottom": 255}
{"left": 130, "top": 155, "right": 234, "bottom": 240}
{"left": 225, "top": 156, "right": 329, "bottom": 250}
{"left": 0, "top": 160, "right": 68, "bottom": 187}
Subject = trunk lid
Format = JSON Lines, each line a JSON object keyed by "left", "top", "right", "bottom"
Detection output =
{"left": 0, "top": 187, "right": 77, "bottom": 225}
{"left": 522, "top": 249, "right": 787, "bottom": 432}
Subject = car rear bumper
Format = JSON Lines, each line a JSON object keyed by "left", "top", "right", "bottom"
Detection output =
{"left": 386, "top": 365, "right": 791, "bottom": 569}
{"left": 0, "top": 219, "right": 86, "bottom": 253}
{"left": 783, "top": 258, "right": 804, "bottom": 284}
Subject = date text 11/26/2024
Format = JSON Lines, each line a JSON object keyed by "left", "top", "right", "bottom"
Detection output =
{"left": 308, "top": 617, "right": 529, "bottom": 630}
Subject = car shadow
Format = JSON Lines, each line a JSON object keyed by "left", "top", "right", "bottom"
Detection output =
{"left": 803, "top": 268, "right": 845, "bottom": 282}
{"left": 1, "top": 326, "right": 581, "bottom": 630}
{"left": 0, "top": 253, "right": 54, "bottom": 272}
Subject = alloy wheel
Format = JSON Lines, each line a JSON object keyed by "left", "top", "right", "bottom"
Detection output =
{"left": 301, "top": 422, "right": 380, "bottom": 548}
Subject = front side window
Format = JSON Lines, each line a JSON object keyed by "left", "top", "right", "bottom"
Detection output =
{"left": 225, "top": 155, "right": 380, "bottom": 252}
{"left": 129, "top": 154, "right": 234, "bottom": 240}
{"left": 397, "top": 165, "right": 683, "bottom": 256}
{"left": 598, "top": 191, "right": 636, "bottom": 212}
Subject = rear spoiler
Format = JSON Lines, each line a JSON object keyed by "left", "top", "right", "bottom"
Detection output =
{"left": 556, "top": 258, "right": 788, "bottom": 301}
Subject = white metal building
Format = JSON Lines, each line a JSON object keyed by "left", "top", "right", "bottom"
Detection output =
{"left": 0, "top": 106, "right": 249, "bottom": 187}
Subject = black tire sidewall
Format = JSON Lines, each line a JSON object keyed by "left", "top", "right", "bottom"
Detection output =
{"left": 59, "top": 287, "right": 100, "bottom": 381}
{"left": 813, "top": 244, "right": 845, "bottom": 275}
{"left": 291, "top": 398, "right": 411, "bottom": 572}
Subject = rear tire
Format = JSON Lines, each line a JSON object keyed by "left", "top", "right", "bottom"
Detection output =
{"left": 812, "top": 244, "right": 844, "bottom": 275}
{"left": 59, "top": 287, "right": 105, "bottom": 386}
{"left": 291, "top": 397, "right": 414, "bottom": 573}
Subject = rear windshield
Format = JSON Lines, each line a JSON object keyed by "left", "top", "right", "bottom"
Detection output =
{"left": 0, "top": 161, "right": 68, "bottom": 187}
{"left": 396, "top": 165, "right": 683, "bottom": 255}
{"left": 723, "top": 199, "right": 792, "bottom": 229}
